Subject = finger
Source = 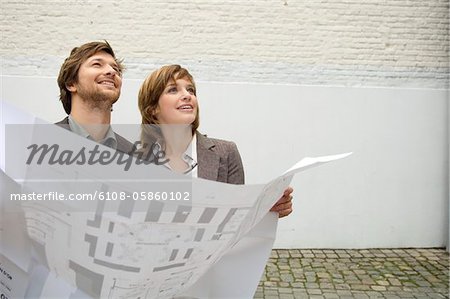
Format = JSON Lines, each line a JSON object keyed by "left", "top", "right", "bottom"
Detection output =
{"left": 279, "top": 201, "right": 293, "bottom": 211}
{"left": 275, "top": 197, "right": 288, "bottom": 205}
{"left": 277, "top": 194, "right": 293, "bottom": 205}
{"left": 273, "top": 197, "right": 293, "bottom": 209}
{"left": 271, "top": 201, "right": 293, "bottom": 212}
{"left": 283, "top": 186, "right": 294, "bottom": 196}
{"left": 278, "top": 208, "right": 293, "bottom": 218}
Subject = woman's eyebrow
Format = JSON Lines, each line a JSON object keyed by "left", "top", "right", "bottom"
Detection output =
{"left": 165, "top": 83, "right": 176, "bottom": 89}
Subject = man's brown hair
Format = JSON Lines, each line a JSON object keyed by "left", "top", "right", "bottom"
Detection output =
{"left": 57, "top": 41, "right": 124, "bottom": 114}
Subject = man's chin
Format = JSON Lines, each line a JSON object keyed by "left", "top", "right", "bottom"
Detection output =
{"left": 96, "top": 91, "right": 120, "bottom": 104}
{"left": 83, "top": 95, "right": 119, "bottom": 111}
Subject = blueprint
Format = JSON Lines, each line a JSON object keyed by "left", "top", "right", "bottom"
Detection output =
{"left": 0, "top": 100, "right": 352, "bottom": 298}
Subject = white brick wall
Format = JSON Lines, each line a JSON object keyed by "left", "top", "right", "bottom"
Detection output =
{"left": 1, "top": 0, "right": 449, "bottom": 87}
{"left": 1, "top": 1, "right": 449, "bottom": 249}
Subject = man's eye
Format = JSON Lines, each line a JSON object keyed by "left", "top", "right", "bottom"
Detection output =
{"left": 92, "top": 62, "right": 101, "bottom": 67}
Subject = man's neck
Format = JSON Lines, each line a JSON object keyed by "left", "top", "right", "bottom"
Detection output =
{"left": 70, "top": 104, "right": 112, "bottom": 142}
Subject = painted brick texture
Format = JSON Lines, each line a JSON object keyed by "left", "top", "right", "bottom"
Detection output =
{"left": 1, "top": 0, "right": 448, "bottom": 87}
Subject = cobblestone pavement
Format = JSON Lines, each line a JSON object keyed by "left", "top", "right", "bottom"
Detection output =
{"left": 254, "top": 248, "right": 449, "bottom": 299}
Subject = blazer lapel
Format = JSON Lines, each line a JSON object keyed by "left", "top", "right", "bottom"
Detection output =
{"left": 55, "top": 116, "right": 70, "bottom": 129}
{"left": 196, "top": 132, "right": 220, "bottom": 181}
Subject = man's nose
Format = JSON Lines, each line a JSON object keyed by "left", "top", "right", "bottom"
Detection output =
{"left": 105, "top": 65, "right": 118, "bottom": 76}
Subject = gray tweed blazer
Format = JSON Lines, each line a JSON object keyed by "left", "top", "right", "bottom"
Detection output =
{"left": 196, "top": 131, "right": 245, "bottom": 184}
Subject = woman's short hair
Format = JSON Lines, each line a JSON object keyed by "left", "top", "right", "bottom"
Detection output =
{"left": 138, "top": 64, "right": 199, "bottom": 133}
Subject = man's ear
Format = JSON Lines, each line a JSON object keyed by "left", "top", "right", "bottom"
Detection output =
{"left": 66, "top": 83, "right": 76, "bottom": 92}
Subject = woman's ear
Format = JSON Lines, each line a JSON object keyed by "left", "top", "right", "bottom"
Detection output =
{"left": 146, "top": 105, "right": 159, "bottom": 120}
{"left": 152, "top": 105, "right": 160, "bottom": 116}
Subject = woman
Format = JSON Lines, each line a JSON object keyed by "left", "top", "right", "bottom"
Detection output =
{"left": 138, "top": 64, "right": 292, "bottom": 217}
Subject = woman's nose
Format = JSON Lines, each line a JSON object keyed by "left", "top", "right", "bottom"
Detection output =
{"left": 181, "top": 90, "right": 191, "bottom": 100}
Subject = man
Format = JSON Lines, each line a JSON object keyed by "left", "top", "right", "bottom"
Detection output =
{"left": 55, "top": 41, "right": 133, "bottom": 154}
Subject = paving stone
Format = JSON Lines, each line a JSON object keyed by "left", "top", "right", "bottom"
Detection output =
{"left": 336, "top": 290, "right": 353, "bottom": 296}
{"left": 280, "top": 273, "right": 295, "bottom": 282}
{"left": 351, "top": 284, "right": 372, "bottom": 291}
{"left": 387, "top": 286, "right": 403, "bottom": 291}
{"left": 292, "top": 289, "right": 309, "bottom": 297}
{"left": 353, "top": 294, "right": 370, "bottom": 299}
{"left": 388, "top": 278, "right": 402, "bottom": 286}
{"left": 319, "top": 283, "right": 334, "bottom": 289}
{"left": 376, "top": 280, "right": 390, "bottom": 286}
{"left": 335, "top": 283, "right": 352, "bottom": 290}
{"left": 396, "top": 291, "right": 415, "bottom": 298}
{"left": 278, "top": 287, "right": 292, "bottom": 294}
{"left": 263, "top": 281, "right": 278, "bottom": 287}
{"left": 307, "top": 288, "right": 323, "bottom": 295}
{"left": 415, "top": 280, "right": 432, "bottom": 287}
{"left": 323, "top": 293, "right": 340, "bottom": 299}
{"left": 255, "top": 248, "right": 449, "bottom": 299}
{"left": 361, "top": 278, "right": 376, "bottom": 285}
{"left": 371, "top": 285, "right": 387, "bottom": 291}
{"left": 264, "top": 289, "right": 279, "bottom": 296}
{"left": 365, "top": 290, "right": 384, "bottom": 298}
{"left": 305, "top": 282, "right": 320, "bottom": 288}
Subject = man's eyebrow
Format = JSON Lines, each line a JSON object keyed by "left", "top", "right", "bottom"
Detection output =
{"left": 89, "top": 57, "right": 119, "bottom": 67}
{"left": 89, "top": 57, "right": 104, "bottom": 63}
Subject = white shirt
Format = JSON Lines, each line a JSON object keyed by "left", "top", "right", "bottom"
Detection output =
{"left": 155, "top": 134, "right": 198, "bottom": 177}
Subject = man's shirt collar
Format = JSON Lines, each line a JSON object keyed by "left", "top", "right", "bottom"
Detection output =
{"left": 68, "top": 115, "right": 118, "bottom": 150}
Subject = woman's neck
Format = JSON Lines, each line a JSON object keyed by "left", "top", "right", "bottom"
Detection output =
{"left": 160, "top": 125, "right": 193, "bottom": 156}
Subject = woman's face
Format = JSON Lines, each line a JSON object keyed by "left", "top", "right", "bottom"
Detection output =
{"left": 156, "top": 77, "right": 198, "bottom": 126}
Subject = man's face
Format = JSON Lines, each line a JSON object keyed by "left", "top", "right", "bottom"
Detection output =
{"left": 68, "top": 51, "right": 122, "bottom": 108}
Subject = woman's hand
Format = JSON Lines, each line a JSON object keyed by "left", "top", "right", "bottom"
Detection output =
{"left": 270, "top": 187, "right": 294, "bottom": 218}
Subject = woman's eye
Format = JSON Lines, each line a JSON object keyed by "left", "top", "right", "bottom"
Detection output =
{"left": 168, "top": 87, "right": 177, "bottom": 93}
{"left": 187, "top": 88, "right": 195, "bottom": 94}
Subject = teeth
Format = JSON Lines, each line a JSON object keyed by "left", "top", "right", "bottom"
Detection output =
{"left": 100, "top": 81, "right": 114, "bottom": 86}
